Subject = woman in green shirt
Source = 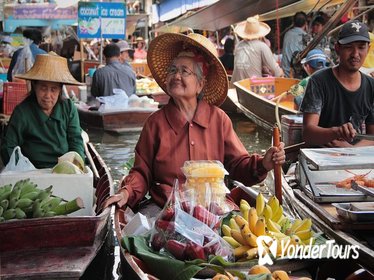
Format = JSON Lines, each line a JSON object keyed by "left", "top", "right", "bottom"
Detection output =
{"left": 1, "top": 52, "right": 84, "bottom": 168}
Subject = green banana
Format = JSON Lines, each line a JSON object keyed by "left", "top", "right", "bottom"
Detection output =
{"left": 9, "top": 197, "right": 18, "bottom": 209}
{"left": 0, "top": 199, "right": 9, "bottom": 211}
{"left": 21, "top": 191, "right": 41, "bottom": 201}
{"left": 0, "top": 184, "right": 12, "bottom": 196}
{"left": 15, "top": 198, "right": 34, "bottom": 210}
{"left": 3, "top": 209, "right": 16, "bottom": 220}
{"left": 42, "top": 197, "right": 62, "bottom": 212}
{"left": 0, "top": 185, "right": 12, "bottom": 201}
{"left": 15, "top": 207, "right": 26, "bottom": 219}
{"left": 33, "top": 207, "right": 45, "bottom": 218}
{"left": 0, "top": 205, "right": 3, "bottom": 217}
{"left": 44, "top": 211, "right": 56, "bottom": 217}
{"left": 9, "top": 187, "right": 22, "bottom": 203}
{"left": 19, "top": 179, "right": 37, "bottom": 197}
{"left": 0, "top": 217, "right": 4, "bottom": 222}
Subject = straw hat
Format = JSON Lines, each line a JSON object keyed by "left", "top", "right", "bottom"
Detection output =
{"left": 15, "top": 52, "right": 83, "bottom": 85}
{"left": 234, "top": 15, "right": 270, "bottom": 40}
{"left": 147, "top": 33, "right": 228, "bottom": 106}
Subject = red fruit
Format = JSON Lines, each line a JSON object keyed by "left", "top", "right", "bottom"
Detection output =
{"left": 181, "top": 201, "right": 191, "bottom": 213}
{"left": 165, "top": 240, "right": 187, "bottom": 260}
{"left": 209, "top": 202, "right": 224, "bottom": 215}
{"left": 151, "top": 233, "right": 166, "bottom": 251}
{"left": 193, "top": 205, "right": 220, "bottom": 227}
{"left": 155, "top": 219, "right": 175, "bottom": 232}
{"left": 185, "top": 241, "right": 206, "bottom": 260}
{"left": 161, "top": 206, "right": 175, "bottom": 221}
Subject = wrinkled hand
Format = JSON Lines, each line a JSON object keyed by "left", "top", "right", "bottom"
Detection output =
{"left": 332, "top": 122, "right": 356, "bottom": 143}
{"left": 262, "top": 142, "right": 285, "bottom": 171}
{"left": 103, "top": 188, "right": 129, "bottom": 209}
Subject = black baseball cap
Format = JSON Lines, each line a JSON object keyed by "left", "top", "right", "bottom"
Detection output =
{"left": 338, "top": 20, "right": 370, "bottom": 44}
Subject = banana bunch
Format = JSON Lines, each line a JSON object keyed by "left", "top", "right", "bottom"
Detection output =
{"left": 221, "top": 193, "right": 315, "bottom": 260}
{"left": 0, "top": 179, "right": 82, "bottom": 222}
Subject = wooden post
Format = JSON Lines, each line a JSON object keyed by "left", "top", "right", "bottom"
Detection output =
{"left": 80, "top": 40, "right": 85, "bottom": 83}
{"left": 273, "top": 125, "right": 282, "bottom": 205}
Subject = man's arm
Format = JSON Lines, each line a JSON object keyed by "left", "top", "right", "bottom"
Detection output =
{"left": 353, "top": 123, "right": 374, "bottom": 147}
{"left": 303, "top": 113, "right": 356, "bottom": 146}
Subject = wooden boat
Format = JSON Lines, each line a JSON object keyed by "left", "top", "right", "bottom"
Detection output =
{"left": 0, "top": 142, "right": 114, "bottom": 280}
{"left": 77, "top": 104, "right": 157, "bottom": 134}
{"left": 234, "top": 77, "right": 300, "bottom": 130}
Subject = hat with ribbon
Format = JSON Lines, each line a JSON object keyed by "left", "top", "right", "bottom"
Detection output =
{"left": 338, "top": 20, "right": 370, "bottom": 44}
{"left": 15, "top": 52, "right": 83, "bottom": 85}
{"left": 147, "top": 33, "right": 228, "bottom": 106}
{"left": 234, "top": 15, "right": 271, "bottom": 40}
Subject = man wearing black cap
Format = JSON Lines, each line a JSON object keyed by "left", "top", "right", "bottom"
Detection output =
{"left": 300, "top": 20, "right": 374, "bottom": 147}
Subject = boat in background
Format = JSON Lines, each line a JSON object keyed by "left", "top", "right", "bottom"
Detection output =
{"left": 0, "top": 142, "right": 114, "bottom": 280}
{"left": 77, "top": 104, "right": 157, "bottom": 134}
{"left": 234, "top": 77, "right": 299, "bottom": 130}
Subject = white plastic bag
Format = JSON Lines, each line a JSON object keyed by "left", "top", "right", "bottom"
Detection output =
{"left": 2, "top": 146, "right": 36, "bottom": 173}
{"left": 12, "top": 38, "right": 34, "bottom": 77}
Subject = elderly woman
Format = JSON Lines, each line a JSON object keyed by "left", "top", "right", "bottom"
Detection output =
{"left": 1, "top": 52, "right": 84, "bottom": 169}
{"left": 106, "top": 33, "right": 285, "bottom": 210}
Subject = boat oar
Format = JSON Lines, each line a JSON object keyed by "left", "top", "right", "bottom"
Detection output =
{"left": 273, "top": 125, "right": 282, "bottom": 205}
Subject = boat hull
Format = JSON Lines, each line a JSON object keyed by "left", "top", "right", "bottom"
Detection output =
{"left": 78, "top": 107, "right": 156, "bottom": 133}
{"left": 234, "top": 77, "right": 299, "bottom": 130}
{"left": 0, "top": 143, "right": 114, "bottom": 279}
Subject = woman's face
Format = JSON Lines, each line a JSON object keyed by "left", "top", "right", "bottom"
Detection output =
{"left": 165, "top": 57, "right": 204, "bottom": 104}
{"left": 34, "top": 81, "right": 62, "bottom": 114}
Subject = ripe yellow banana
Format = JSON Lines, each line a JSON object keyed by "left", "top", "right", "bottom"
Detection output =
{"left": 248, "top": 207, "right": 258, "bottom": 233}
{"left": 256, "top": 192, "right": 265, "bottom": 216}
{"left": 240, "top": 199, "right": 250, "bottom": 213}
{"left": 295, "top": 229, "right": 313, "bottom": 241}
{"left": 221, "top": 224, "right": 232, "bottom": 237}
{"left": 254, "top": 218, "right": 266, "bottom": 237}
{"left": 272, "top": 205, "right": 283, "bottom": 223}
{"left": 223, "top": 236, "right": 241, "bottom": 248}
{"left": 294, "top": 218, "right": 312, "bottom": 233}
{"left": 267, "top": 218, "right": 281, "bottom": 233}
{"left": 268, "top": 196, "right": 280, "bottom": 214}
{"left": 233, "top": 245, "right": 251, "bottom": 258}
{"left": 234, "top": 214, "right": 248, "bottom": 228}
{"left": 231, "top": 229, "right": 247, "bottom": 246}
{"left": 290, "top": 218, "right": 302, "bottom": 231}
{"left": 244, "top": 247, "right": 258, "bottom": 260}
{"left": 290, "top": 235, "right": 301, "bottom": 246}
{"left": 243, "top": 233, "right": 258, "bottom": 247}
{"left": 262, "top": 203, "right": 273, "bottom": 221}
{"left": 229, "top": 217, "right": 241, "bottom": 231}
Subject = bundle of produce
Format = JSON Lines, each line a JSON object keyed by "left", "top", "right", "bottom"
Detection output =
{"left": 181, "top": 160, "right": 232, "bottom": 213}
{"left": 0, "top": 178, "right": 84, "bottom": 222}
{"left": 221, "top": 193, "right": 317, "bottom": 261}
{"left": 149, "top": 180, "right": 233, "bottom": 262}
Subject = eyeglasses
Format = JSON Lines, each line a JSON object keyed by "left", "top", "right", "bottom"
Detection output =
{"left": 167, "top": 66, "right": 196, "bottom": 77}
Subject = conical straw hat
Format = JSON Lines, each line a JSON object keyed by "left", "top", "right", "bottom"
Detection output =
{"left": 15, "top": 52, "right": 83, "bottom": 85}
{"left": 147, "top": 33, "right": 228, "bottom": 106}
{"left": 234, "top": 15, "right": 270, "bottom": 40}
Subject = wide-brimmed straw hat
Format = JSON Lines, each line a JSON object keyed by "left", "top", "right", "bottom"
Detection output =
{"left": 147, "top": 33, "right": 228, "bottom": 106}
{"left": 15, "top": 52, "right": 83, "bottom": 85}
{"left": 234, "top": 15, "right": 270, "bottom": 40}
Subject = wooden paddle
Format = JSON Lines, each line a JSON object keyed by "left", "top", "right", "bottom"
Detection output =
{"left": 273, "top": 125, "right": 282, "bottom": 205}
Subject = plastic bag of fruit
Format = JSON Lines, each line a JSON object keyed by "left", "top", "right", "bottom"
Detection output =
{"left": 150, "top": 179, "right": 234, "bottom": 262}
{"left": 181, "top": 160, "right": 235, "bottom": 215}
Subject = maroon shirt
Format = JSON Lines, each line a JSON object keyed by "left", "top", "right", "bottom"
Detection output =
{"left": 123, "top": 99, "right": 268, "bottom": 208}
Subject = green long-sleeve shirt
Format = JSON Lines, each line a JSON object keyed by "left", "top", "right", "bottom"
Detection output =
{"left": 1, "top": 95, "right": 84, "bottom": 168}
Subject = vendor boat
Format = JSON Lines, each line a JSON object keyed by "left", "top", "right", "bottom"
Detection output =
{"left": 234, "top": 77, "right": 300, "bottom": 131}
{"left": 0, "top": 142, "right": 114, "bottom": 279}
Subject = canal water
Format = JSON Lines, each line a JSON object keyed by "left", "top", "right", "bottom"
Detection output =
{"left": 84, "top": 112, "right": 273, "bottom": 279}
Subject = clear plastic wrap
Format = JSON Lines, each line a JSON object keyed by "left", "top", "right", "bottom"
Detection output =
{"left": 149, "top": 180, "right": 234, "bottom": 262}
